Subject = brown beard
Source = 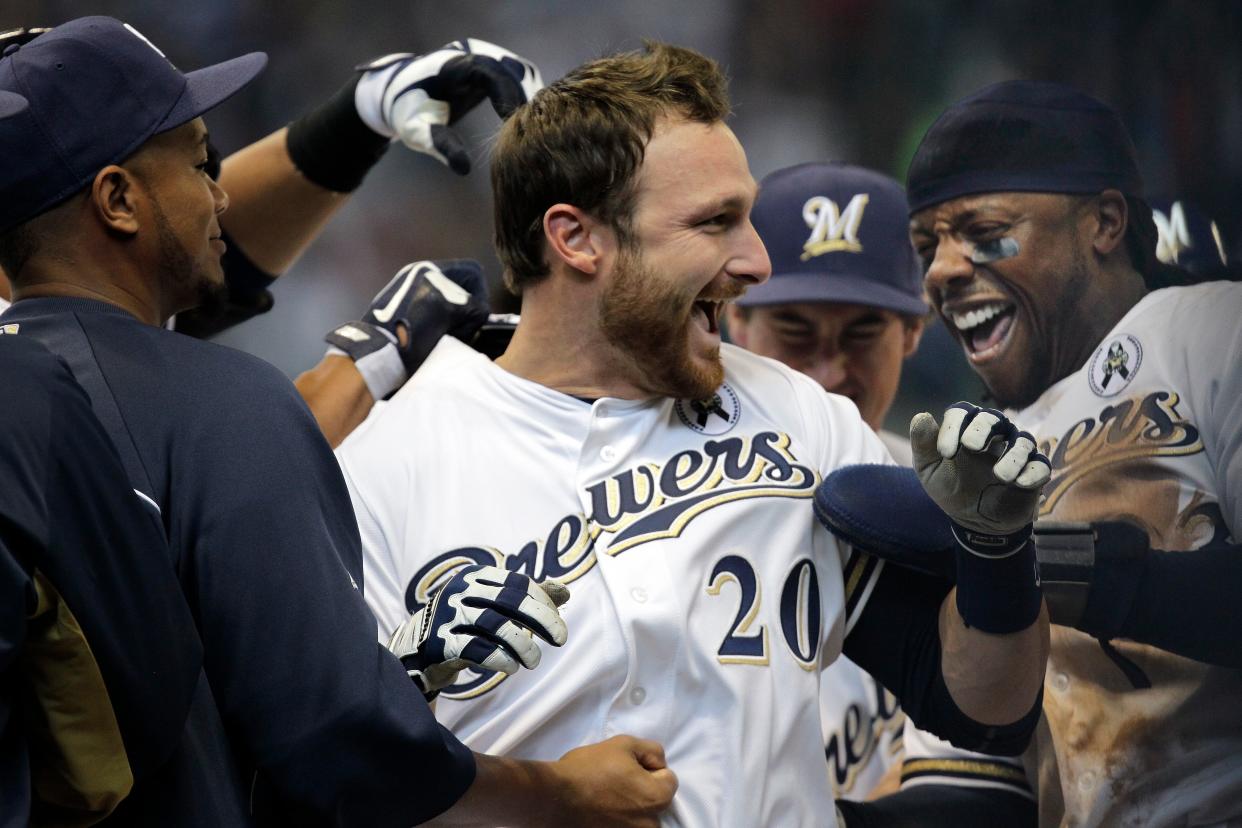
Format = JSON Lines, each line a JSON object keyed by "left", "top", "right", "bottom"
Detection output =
{"left": 598, "top": 245, "right": 726, "bottom": 401}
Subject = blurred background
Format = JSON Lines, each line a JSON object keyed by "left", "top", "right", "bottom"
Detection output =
{"left": 5, "top": 0, "right": 1240, "bottom": 432}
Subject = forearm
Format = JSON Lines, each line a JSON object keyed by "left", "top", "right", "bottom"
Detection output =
{"left": 218, "top": 128, "right": 350, "bottom": 275}
{"left": 424, "top": 753, "right": 554, "bottom": 827}
{"left": 938, "top": 593, "right": 1049, "bottom": 725}
{"left": 1073, "top": 523, "right": 1242, "bottom": 667}
{"left": 294, "top": 354, "right": 376, "bottom": 448}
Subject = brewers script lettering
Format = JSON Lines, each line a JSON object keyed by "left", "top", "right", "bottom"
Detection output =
{"left": 403, "top": 431, "right": 819, "bottom": 699}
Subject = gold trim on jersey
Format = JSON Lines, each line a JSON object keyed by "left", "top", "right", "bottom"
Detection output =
{"left": 900, "top": 757, "right": 1033, "bottom": 798}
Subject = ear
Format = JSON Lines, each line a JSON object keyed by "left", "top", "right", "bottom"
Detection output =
{"left": 723, "top": 304, "right": 749, "bottom": 347}
{"left": 543, "top": 203, "right": 612, "bottom": 277}
{"left": 902, "top": 316, "right": 926, "bottom": 359}
{"left": 1089, "top": 189, "right": 1128, "bottom": 257}
{"left": 90, "top": 165, "right": 141, "bottom": 236}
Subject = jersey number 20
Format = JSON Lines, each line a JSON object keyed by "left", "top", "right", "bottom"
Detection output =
{"left": 705, "top": 556, "right": 821, "bottom": 669}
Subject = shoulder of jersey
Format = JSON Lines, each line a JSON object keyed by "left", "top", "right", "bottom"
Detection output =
{"left": 1128, "top": 281, "right": 1242, "bottom": 331}
{"left": 722, "top": 341, "right": 824, "bottom": 396}
{"left": 390, "top": 336, "right": 491, "bottom": 398}
{"left": 722, "top": 342, "right": 862, "bottom": 419}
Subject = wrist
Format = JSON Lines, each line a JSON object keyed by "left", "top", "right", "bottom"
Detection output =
{"left": 950, "top": 521, "right": 1031, "bottom": 558}
{"left": 953, "top": 525, "right": 1042, "bottom": 634}
{"left": 286, "top": 78, "right": 391, "bottom": 192}
{"left": 324, "top": 321, "right": 407, "bottom": 400}
{"left": 471, "top": 753, "right": 561, "bottom": 828}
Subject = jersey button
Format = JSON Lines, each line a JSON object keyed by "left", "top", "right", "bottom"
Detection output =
{"left": 629, "top": 687, "right": 647, "bottom": 705}
{"left": 1078, "top": 770, "right": 1097, "bottom": 793}
{"left": 1052, "top": 672, "right": 1070, "bottom": 693}
{"left": 600, "top": 445, "right": 617, "bottom": 462}
{"left": 630, "top": 587, "right": 648, "bottom": 603}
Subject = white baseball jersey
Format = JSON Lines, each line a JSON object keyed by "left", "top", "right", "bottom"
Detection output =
{"left": 338, "top": 338, "right": 891, "bottom": 828}
{"left": 1009, "top": 282, "right": 1242, "bottom": 826}
{"left": 819, "top": 655, "right": 904, "bottom": 800}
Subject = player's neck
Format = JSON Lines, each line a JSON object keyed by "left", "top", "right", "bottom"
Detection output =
{"left": 12, "top": 255, "right": 164, "bottom": 327}
{"left": 496, "top": 295, "right": 656, "bottom": 401}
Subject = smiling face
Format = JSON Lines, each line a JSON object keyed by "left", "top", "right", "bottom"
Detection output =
{"left": 127, "top": 118, "right": 229, "bottom": 315}
{"left": 599, "top": 117, "right": 770, "bottom": 400}
{"left": 726, "top": 302, "right": 922, "bottom": 429}
{"left": 910, "top": 192, "right": 1108, "bottom": 409}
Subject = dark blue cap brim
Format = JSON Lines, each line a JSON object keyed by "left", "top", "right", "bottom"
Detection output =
{"left": 738, "top": 270, "right": 928, "bottom": 316}
{"left": 155, "top": 51, "right": 267, "bottom": 134}
{"left": 0, "top": 90, "right": 27, "bottom": 118}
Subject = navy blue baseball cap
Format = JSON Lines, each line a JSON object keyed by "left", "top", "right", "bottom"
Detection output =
{"left": 740, "top": 162, "right": 926, "bottom": 316}
{"left": 0, "top": 16, "right": 266, "bottom": 233}
{"left": 906, "top": 80, "right": 1143, "bottom": 215}
{"left": 0, "top": 89, "right": 26, "bottom": 118}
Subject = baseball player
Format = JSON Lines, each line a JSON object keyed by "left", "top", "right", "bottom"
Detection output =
{"left": 0, "top": 18, "right": 676, "bottom": 825}
{"left": 898, "top": 80, "right": 1242, "bottom": 825}
{"left": 337, "top": 42, "right": 1053, "bottom": 828}
{"left": 724, "top": 162, "right": 1036, "bottom": 822}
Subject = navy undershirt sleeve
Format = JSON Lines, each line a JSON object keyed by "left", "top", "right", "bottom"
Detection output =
{"left": 1080, "top": 523, "right": 1242, "bottom": 668}
{"left": 843, "top": 563, "right": 1041, "bottom": 756}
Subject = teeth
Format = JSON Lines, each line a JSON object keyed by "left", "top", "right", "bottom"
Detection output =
{"left": 952, "top": 302, "right": 1007, "bottom": 331}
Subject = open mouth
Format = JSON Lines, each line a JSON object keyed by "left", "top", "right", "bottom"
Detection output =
{"left": 949, "top": 301, "right": 1016, "bottom": 360}
{"left": 693, "top": 299, "right": 723, "bottom": 335}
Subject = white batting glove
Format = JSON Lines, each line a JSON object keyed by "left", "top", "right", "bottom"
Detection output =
{"left": 387, "top": 565, "right": 570, "bottom": 700}
{"left": 910, "top": 402, "right": 1051, "bottom": 556}
{"left": 354, "top": 38, "right": 543, "bottom": 174}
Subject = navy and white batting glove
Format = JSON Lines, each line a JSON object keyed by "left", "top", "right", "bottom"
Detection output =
{"left": 325, "top": 259, "right": 490, "bottom": 400}
{"left": 910, "top": 402, "right": 1051, "bottom": 557}
{"left": 387, "top": 565, "right": 571, "bottom": 700}
{"left": 354, "top": 38, "right": 543, "bottom": 174}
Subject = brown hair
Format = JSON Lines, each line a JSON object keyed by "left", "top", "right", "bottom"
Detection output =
{"left": 491, "top": 41, "right": 730, "bottom": 293}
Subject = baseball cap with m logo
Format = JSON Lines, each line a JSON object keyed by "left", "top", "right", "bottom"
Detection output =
{"left": 0, "top": 16, "right": 266, "bottom": 233}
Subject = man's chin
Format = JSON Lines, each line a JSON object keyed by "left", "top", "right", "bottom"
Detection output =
{"left": 663, "top": 352, "right": 724, "bottom": 402}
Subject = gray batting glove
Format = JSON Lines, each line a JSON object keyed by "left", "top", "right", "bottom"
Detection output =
{"left": 910, "top": 402, "right": 1051, "bottom": 556}
{"left": 354, "top": 38, "right": 543, "bottom": 174}
{"left": 387, "top": 564, "right": 570, "bottom": 700}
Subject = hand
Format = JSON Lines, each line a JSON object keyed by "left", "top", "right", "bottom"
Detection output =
{"left": 910, "top": 402, "right": 1051, "bottom": 556}
{"left": 324, "top": 259, "right": 490, "bottom": 400}
{"left": 362, "top": 259, "right": 490, "bottom": 372}
{"left": 546, "top": 735, "right": 679, "bottom": 828}
{"left": 387, "top": 565, "right": 570, "bottom": 699}
{"left": 354, "top": 38, "right": 543, "bottom": 174}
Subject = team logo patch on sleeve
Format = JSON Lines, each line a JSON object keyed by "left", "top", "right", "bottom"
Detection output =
{"left": 675, "top": 384, "right": 740, "bottom": 435}
{"left": 1088, "top": 334, "right": 1142, "bottom": 397}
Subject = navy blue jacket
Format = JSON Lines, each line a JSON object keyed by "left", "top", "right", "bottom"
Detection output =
{"left": 1, "top": 298, "right": 475, "bottom": 825}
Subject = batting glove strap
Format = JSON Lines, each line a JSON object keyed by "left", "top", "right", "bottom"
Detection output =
{"left": 950, "top": 522, "right": 1031, "bottom": 560}
{"left": 325, "top": 321, "right": 407, "bottom": 401}
{"left": 953, "top": 529, "right": 1042, "bottom": 634}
